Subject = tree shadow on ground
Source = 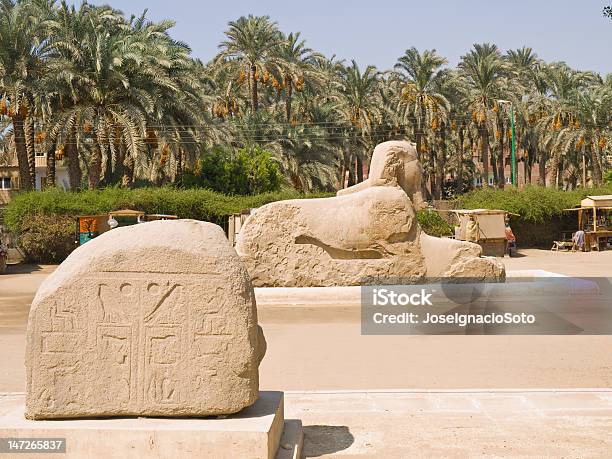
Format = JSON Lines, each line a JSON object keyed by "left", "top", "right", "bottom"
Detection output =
{"left": 302, "top": 425, "right": 354, "bottom": 457}
{"left": 5, "top": 263, "right": 43, "bottom": 274}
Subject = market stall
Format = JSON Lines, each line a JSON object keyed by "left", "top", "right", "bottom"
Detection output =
{"left": 565, "top": 195, "right": 612, "bottom": 251}
{"left": 439, "top": 209, "right": 518, "bottom": 257}
{"left": 75, "top": 210, "right": 177, "bottom": 246}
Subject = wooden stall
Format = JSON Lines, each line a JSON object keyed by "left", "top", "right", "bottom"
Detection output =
{"left": 227, "top": 209, "right": 256, "bottom": 246}
{"left": 448, "top": 209, "right": 518, "bottom": 257}
{"left": 565, "top": 195, "right": 612, "bottom": 251}
{"left": 76, "top": 210, "right": 177, "bottom": 246}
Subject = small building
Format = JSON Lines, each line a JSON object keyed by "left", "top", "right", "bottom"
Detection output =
{"left": 0, "top": 149, "right": 70, "bottom": 204}
{"left": 227, "top": 209, "right": 256, "bottom": 246}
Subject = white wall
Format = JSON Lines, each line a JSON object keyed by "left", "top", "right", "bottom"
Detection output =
{"left": 35, "top": 167, "right": 71, "bottom": 191}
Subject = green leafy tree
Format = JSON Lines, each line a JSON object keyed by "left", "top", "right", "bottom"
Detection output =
{"left": 184, "top": 145, "right": 281, "bottom": 195}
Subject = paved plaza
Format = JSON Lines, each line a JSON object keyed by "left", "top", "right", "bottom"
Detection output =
{"left": 2, "top": 249, "right": 612, "bottom": 456}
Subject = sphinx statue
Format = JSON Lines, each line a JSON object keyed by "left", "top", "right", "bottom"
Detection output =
{"left": 235, "top": 141, "right": 505, "bottom": 287}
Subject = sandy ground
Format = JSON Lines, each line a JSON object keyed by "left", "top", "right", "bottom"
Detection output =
{"left": 1, "top": 249, "right": 612, "bottom": 457}
{"left": 502, "top": 247, "right": 612, "bottom": 277}
{"left": 285, "top": 389, "right": 612, "bottom": 457}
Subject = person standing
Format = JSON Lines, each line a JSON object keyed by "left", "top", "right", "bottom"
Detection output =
{"left": 505, "top": 223, "right": 517, "bottom": 256}
{"left": 572, "top": 229, "right": 585, "bottom": 252}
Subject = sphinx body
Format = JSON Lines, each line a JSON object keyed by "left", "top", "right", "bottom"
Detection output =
{"left": 235, "top": 141, "right": 505, "bottom": 287}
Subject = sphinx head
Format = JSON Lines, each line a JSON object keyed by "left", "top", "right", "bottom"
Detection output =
{"left": 368, "top": 140, "right": 424, "bottom": 207}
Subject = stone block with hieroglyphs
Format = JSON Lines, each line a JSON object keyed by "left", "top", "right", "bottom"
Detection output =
{"left": 25, "top": 220, "right": 266, "bottom": 419}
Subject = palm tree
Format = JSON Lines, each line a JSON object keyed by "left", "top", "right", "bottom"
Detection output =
{"left": 273, "top": 32, "right": 324, "bottom": 123}
{"left": 335, "top": 60, "right": 381, "bottom": 185}
{"left": 394, "top": 47, "right": 448, "bottom": 165}
{"left": 536, "top": 62, "right": 598, "bottom": 187}
{"left": 219, "top": 15, "right": 282, "bottom": 113}
{"left": 394, "top": 47, "right": 449, "bottom": 197}
{"left": 0, "top": 0, "right": 56, "bottom": 191}
{"left": 459, "top": 43, "right": 507, "bottom": 187}
{"left": 44, "top": 4, "right": 204, "bottom": 189}
{"left": 553, "top": 83, "right": 611, "bottom": 187}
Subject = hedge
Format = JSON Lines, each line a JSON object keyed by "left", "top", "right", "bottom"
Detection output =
{"left": 7, "top": 185, "right": 611, "bottom": 260}
{"left": 3, "top": 187, "right": 332, "bottom": 262}
{"left": 17, "top": 214, "right": 75, "bottom": 263}
{"left": 457, "top": 185, "right": 612, "bottom": 223}
{"left": 6, "top": 187, "right": 467, "bottom": 240}
{"left": 416, "top": 209, "right": 453, "bottom": 237}
{"left": 3, "top": 187, "right": 331, "bottom": 234}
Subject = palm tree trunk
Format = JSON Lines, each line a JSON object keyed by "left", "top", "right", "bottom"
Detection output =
{"left": 103, "top": 145, "right": 113, "bottom": 185}
{"left": 355, "top": 132, "right": 364, "bottom": 183}
{"left": 66, "top": 123, "right": 82, "bottom": 190}
{"left": 480, "top": 126, "right": 490, "bottom": 187}
{"left": 457, "top": 126, "right": 465, "bottom": 194}
{"left": 434, "top": 126, "right": 446, "bottom": 199}
{"left": 416, "top": 107, "right": 426, "bottom": 162}
{"left": 11, "top": 115, "right": 32, "bottom": 191}
{"left": 175, "top": 148, "right": 184, "bottom": 182}
{"left": 285, "top": 75, "right": 293, "bottom": 122}
{"left": 356, "top": 155, "right": 364, "bottom": 183}
{"left": 45, "top": 139, "right": 57, "bottom": 188}
{"left": 591, "top": 145, "right": 603, "bottom": 186}
{"left": 490, "top": 149, "right": 498, "bottom": 187}
{"left": 88, "top": 142, "right": 102, "bottom": 189}
{"left": 547, "top": 151, "right": 561, "bottom": 189}
{"left": 525, "top": 148, "right": 533, "bottom": 185}
{"left": 24, "top": 117, "right": 36, "bottom": 189}
{"left": 116, "top": 142, "right": 126, "bottom": 183}
{"left": 497, "top": 146, "right": 504, "bottom": 189}
{"left": 346, "top": 148, "right": 355, "bottom": 187}
{"left": 347, "top": 167, "right": 355, "bottom": 187}
{"left": 496, "top": 120, "right": 505, "bottom": 189}
{"left": 250, "top": 64, "right": 259, "bottom": 112}
{"left": 537, "top": 150, "right": 546, "bottom": 186}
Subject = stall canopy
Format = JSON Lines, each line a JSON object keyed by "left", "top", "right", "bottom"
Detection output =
{"left": 580, "top": 195, "right": 612, "bottom": 208}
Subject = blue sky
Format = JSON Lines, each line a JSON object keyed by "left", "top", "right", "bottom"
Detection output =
{"left": 67, "top": 0, "right": 612, "bottom": 75}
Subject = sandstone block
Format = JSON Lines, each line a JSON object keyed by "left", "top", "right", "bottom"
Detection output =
{"left": 25, "top": 220, "right": 266, "bottom": 419}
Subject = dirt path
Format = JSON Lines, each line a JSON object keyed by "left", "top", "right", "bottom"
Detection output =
{"left": 1, "top": 252, "right": 612, "bottom": 392}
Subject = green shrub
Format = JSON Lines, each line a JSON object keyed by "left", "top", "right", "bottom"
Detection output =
{"left": 604, "top": 169, "right": 612, "bottom": 185}
{"left": 417, "top": 209, "right": 453, "bottom": 237}
{"left": 18, "top": 214, "right": 75, "bottom": 263}
{"left": 4, "top": 187, "right": 332, "bottom": 262}
{"left": 182, "top": 146, "right": 282, "bottom": 195}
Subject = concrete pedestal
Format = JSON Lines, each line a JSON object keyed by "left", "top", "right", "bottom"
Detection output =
{"left": 0, "top": 391, "right": 293, "bottom": 459}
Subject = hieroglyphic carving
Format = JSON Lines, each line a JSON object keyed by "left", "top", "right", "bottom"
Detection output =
{"left": 26, "top": 220, "right": 265, "bottom": 419}
{"left": 31, "top": 276, "right": 229, "bottom": 414}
